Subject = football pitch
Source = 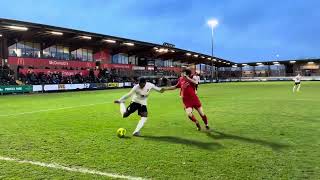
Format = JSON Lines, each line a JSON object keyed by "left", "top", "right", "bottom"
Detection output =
{"left": 0, "top": 82, "right": 319, "bottom": 179}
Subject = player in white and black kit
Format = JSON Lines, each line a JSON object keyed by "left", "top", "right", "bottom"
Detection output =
{"left": 293, "top": 73, "right": 302, "bottom": 93}
{"left": 114, "top": 78, "right": 164, "bottom": 136}
{"left": 193, "top": 72, "right": 200, "bottom": 94}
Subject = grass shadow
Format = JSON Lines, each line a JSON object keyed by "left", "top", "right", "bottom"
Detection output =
{"left": 206, "top": 130, "right": 289, "bottom": 151}
{"left": 142, "top": 135, "right": 223, "bottom": 151}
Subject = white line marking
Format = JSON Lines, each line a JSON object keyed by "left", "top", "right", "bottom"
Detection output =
{"left": 0, "top": 102, "right": 111, "bottom": 117}
{"left": 0, "top": 156, "right": 147, "bottom": 180}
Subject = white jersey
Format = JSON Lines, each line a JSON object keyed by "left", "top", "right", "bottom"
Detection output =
{"left": 119, "top": 82, "right": 161, "bottom": 105}
{"left": 294, "top": 75, "right": 301, "bottom": 83}
{"left": 193, "top": 75, "right": 200, "bottom": 84}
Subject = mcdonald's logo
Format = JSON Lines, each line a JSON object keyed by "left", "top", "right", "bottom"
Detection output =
{"left": 17, "top": 58, "right": 25, "bottom": 65}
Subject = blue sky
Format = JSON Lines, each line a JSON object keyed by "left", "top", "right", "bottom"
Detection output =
{"left": 0, "top": 0, "right": 319, "bottom": 62}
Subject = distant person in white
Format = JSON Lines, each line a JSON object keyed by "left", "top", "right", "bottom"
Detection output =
{"left": 293, "top": 73, "right": 302, "bottom": 92}
{"left": 114, "top": 78, "right": 164, "bottom": 136}
{"left": 193, "top": 72, "right": 200, "bottom": 94}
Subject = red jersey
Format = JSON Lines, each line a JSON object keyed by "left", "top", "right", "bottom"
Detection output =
{"left": 176, "top": 76, "right": 197, "bottom": 98}
{"left": 176, "top": 76, "right": 202, "bottom": 109}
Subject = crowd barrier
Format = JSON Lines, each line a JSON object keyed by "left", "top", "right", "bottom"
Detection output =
{"left": 0, "top": 85, "right": 33, "bottom": 94}
{"left": 0, "top": 82, "right": 133, "bottom": 95}
{"left": 233, "top": 76, "right": 320, "bottom": 82}
{"left": 1, "top": 77, "right": 319, "bottom": 95}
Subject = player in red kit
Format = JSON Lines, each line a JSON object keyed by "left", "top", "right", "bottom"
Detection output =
{"left": 163, "top": 68, "right": 210, "bottom": 131}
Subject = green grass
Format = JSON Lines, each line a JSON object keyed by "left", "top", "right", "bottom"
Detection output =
{"left": 0, "top": 82, "right": 319, "bottom": 179}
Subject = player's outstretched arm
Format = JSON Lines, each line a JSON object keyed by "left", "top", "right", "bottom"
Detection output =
{"left": 163, "top": 85, "right": 177, "bottom": 91}
{"left": 151, "top": 84, "right": 165, "bottom": 93}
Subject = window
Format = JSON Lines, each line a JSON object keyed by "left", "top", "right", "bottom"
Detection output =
{"left": 71, "top": 50, "right": 77, "bottom": 60}
{"left": 34, "top": 43, "right": 41, "bottom": 58}
{"left": 76, "top": 49, "right": 82, "bottom": 60}
{"left": 24, "top": 42, "right": 33, "bottom": 57}
{"left": 8, "top": 44, "right": 17, "bottom": 56}
{"left": 112, "top": 54, "right": 119, "bottom": 64}
{"left": 50, "top": 46, "right": 57, "bottom": 58}
{"left": 57, "top": 45, "right": 64, "bottom": 59}
{"left": 16, "top": 42, "right": 24, "bottom": 57}
{"left": 63, "top": 47, "right": 69, "bottom": 60}
{"left": 82, "top": 49, "right": 88, "bottom": 61}
{"left": 88, "top": 50, "right": 93, "bottom": 61}
{"left": 155, "top": 59, "right": 164, "bottom": 67}
{"left": 43, "top": 47, "right": 50, "bottom": 58}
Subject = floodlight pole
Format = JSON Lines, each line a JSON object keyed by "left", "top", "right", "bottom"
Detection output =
{"left": 210, "top": 26, "right": 214, "bottom": 82}
{"left": 208, "top": 19, "right": 218, "bottom": 83}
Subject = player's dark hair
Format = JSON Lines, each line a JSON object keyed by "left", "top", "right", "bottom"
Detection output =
{"left": 139, "top": 77, "right": 146, "bottom": 84}
{"left": 182, "top": 68, "right": 192, "bottom": 76}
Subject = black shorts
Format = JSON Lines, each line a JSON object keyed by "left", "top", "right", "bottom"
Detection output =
{"left": 126, "top": 102, "right": 148, "bottom": 117}
{"left": 295, "top": 82, "right": 301, "bottom": 85}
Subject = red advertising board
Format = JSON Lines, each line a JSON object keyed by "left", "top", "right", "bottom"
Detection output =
{"left": 103, "top": 64, "right": 132, "bottom": 69}
{"left": 19, "top": 69, "right": 90, "bottom": 76}
{"left": 157, "top": 67, "right": 181, "bottom": 72}
{"left": 8, "top": 57, "right": 96, "bottom": 68}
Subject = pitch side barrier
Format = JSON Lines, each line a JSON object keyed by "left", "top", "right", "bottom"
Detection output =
{"left": 0, "top": 82, "right": 133, "bottom": 95}
{"left": 220, "top": 76, "right": 320, "bottom": 82}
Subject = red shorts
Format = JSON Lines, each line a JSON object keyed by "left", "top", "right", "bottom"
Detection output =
{"left": 182, "top": 96, "right": 202, "bottom": 109}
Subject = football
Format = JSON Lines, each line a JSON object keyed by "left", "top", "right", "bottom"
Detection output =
{"left": 117, "top": 128, "right": 126, "bottom": 138}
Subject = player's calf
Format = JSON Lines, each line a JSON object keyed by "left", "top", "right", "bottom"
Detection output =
{"left": 187, "top": 114, "right": 201, "bottom": 131}
{"left": 196, "top": 107, "right": 210, "bottom": 130}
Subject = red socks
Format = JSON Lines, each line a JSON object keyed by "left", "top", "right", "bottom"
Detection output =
{"left": 201, "top": 115, "right": 208, "bottom": 125}
{"left": 188, "top": 115, "right": 198, "bottom": 123}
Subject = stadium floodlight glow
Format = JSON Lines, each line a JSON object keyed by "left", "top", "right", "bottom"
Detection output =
{"left": 123, "top": 42, "right": 135, "bottom": 46}
{"left": 207, "top": 57, "right": 211, "bottom": 60}
{"left": 159, "top": 48, "right": 168, "bottom": 53}
{"left": 207, "top": 19, "right": 219, "bottom": 28}
{"left": 213, "top": 58, "right": 217, "bottom": 61}
{"left": 0, "top": 34, "right": 2, "bottom": 37}
{"left": 218, "top": 60, "right": 221, "bottom": 62}
{"left": 193, "top": 54, "right": 199, "bottom": 57}
{"left": 290, "top": 61, "right": 296, "bottom": 63}
{"left": 308, "top": 61, "right": 315, "bottom": 64}
{"left": 242, "top": 64, "right": 248, "bottom": 66}
{"left": 50, "top": 31, "right": 63, "bottom": 36}
{"left": 201, "top": 56, "right": 205, "bottom": 59}
{"left": 104, "top": 39, "right": 116, "bottom": 43}
{"left": 80, "top": 36, "right": 91, "bottom": 40}
{"left": 7, "top": 25, "right": 28, "bottom": 31}
{"left": 170, "top": 49, "right": 175, "bottom": 53}
{"left": 273, "top": 61, "right": 279, "bottom": 64}
{"left": 153, "top": 47, "right": 159, "bottom": 50}
{"left": 186, "top": 53, "right": 192, "bottom": 56}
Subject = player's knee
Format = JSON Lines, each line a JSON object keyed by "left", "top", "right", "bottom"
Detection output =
{"left": 123, "top": 112, "right": 130, "bottom": 118}
{"left": 185, "top": 108, "right": 193, "bottom": 115}
{"left": 187, "top": 113, "right": 193, "bottom": 117}
{"left": 185, "top": 111, "right": 193, "bottom": 117}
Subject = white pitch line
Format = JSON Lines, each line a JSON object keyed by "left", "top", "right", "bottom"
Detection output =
{"left": 0, "top": 102, "right": 111, "bottom": 117}
{"left": 0, "top": 156, "right": 147, "bottom": 180}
